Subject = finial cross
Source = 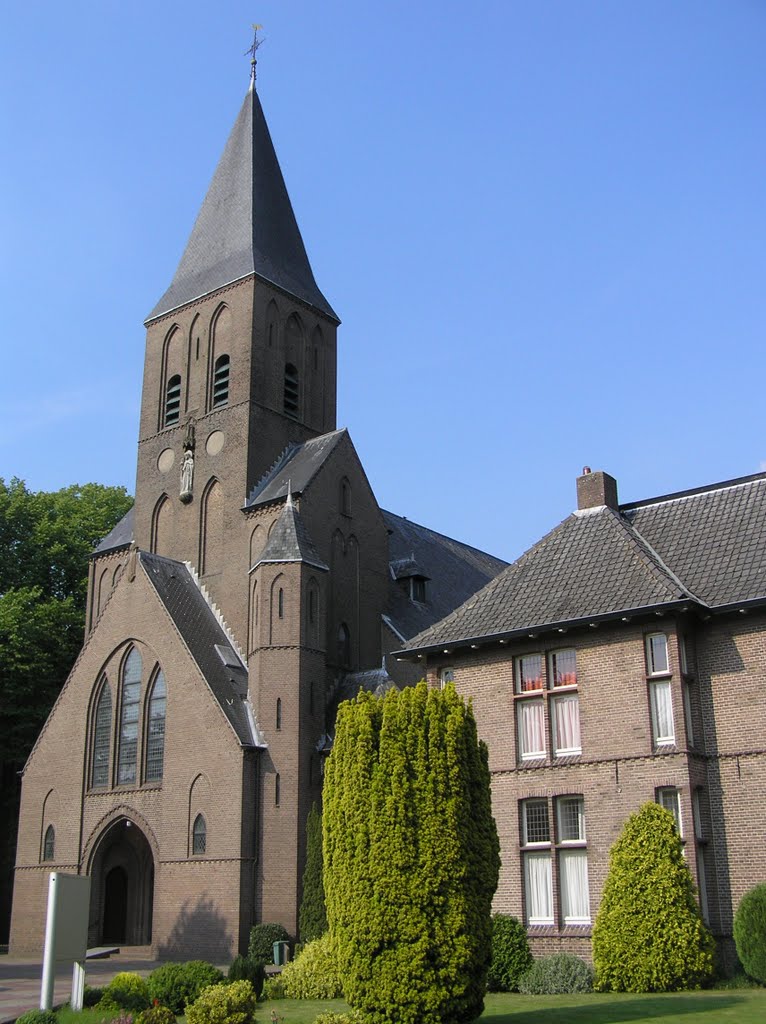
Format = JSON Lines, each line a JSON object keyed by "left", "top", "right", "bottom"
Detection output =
{"left": 245, "top": 23, "right": 264, "bottom": 82}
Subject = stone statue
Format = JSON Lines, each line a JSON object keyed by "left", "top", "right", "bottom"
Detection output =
{"left": 180, "top": 449, "right": 194, "bottom": 502}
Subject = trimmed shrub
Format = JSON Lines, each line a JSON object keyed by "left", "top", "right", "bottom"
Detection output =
{"left": 15, "top": 1012, "right": 57, "bottom": 1024}
{"left": 518, "top": 953, "right": 594, "bottom": 994}
{"left": 186, "top": 981, "right": 257, "bottom": 1024}
{"left": 593, "top": 802, "right": 715, "bottom": 992}
{"left": 279, "top": 933, "right": 344, "bottom": 999}
{"left": 94, "top": 997, "right": 121, "bottom": 1015}
{"left": 313, "top": 1015, "right": 363, "bottom": 1024}
{"left": 136, "top": 1006, "right": 176, "bottom": 1024}
{"left": 263, "top": 977, "right": 286, "bottom": 1000}
{"left": 82, "top": 986, "right": 105, "bottom": 1008}
{"left": 147, "top": 961, "right": 224, "bottom": 1014}
{"left": 247, "top": 922, "right": 290, "bottom": 965}
{"left": 103, "top": 973, "right": 151, "bottom": 1012}
{"left": 733, "top": 882, "right": 766, "bottom": 983}
{"left": 227, "top": 956, "right": 265, "bottom": 1000}
{"left": 486, "top": 914, "right": 533, "bottom": 992}
{"left": 299, "top": 803, "right": 327, "bottom": 943}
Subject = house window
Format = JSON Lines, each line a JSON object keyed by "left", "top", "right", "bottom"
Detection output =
{"left": 308, "top": 587, "right": 317, "bottom": 624}
{"left": 278, "top": 587, "right": 284, "bottom": 619}
{"left": 276, "top": 697, "right": 282, "bottom": 731}
{"left": 164, "top": 374, "right": 181, "bottom": 426}
{"left": 284, "top": 363, "right": 299, "bottom": 418}
{"left": 439, "top": 667, "right": 455, "bottom": 690}
{"left": 411, "top": 577, "right": 427, "bottom": 602}
{"left": 145, "top": 670, "right": 166, "bottom": 783}
{"left": 682, "top": 681, "right": 695, "bottom": 747}
{"left": 42, "top": 825, "right": 55, "bottom": 862}
{"left": 650, "top": 680, "right": 675, "bottom": 746}
{"left": 521, "top": 800, "right": 552, "bottom": 924}
{"left": 337, "top": 623, "right": 351, "bottom": 668}
{"left": 192, "top": 814, "right": 206, "bottom": 855}
{"left": 117, "top": 647, "right": 142, "bottom": 786}
{"left": 657, "top": 787, "right": 682, "bottom": 835}
{"left": 212, "top": 354, "right": 230, "bottom": 407}
{"left": 521, "top": 796, "right": 590, "bottom": 928}
{"left": 679, "top": 635, "right": 689, "bottom": 675}
{"left": 516, "top": 654, "right": 543, "bottom": 693}
{"left": 91, "top": 678, "right": 112, "bottom": 789}
{"left": 646, "top": 633, "right": 670, "bottom": 676}
{"left": 514, "top": 649, "right": 580, "bottom": 761}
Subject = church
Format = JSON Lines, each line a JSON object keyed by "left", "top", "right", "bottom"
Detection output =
{"left": 9, "top": 68, "right": 505, "bottom": 957}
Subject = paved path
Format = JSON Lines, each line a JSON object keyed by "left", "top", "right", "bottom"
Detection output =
{"left": 0, "top": 953, "right": 165, "bottom": 1024}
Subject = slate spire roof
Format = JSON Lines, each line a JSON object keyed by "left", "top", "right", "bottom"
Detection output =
{"left": 402, "top": 472, "right": 766, "bottom": 654}
{"left": 147, "top": 81, "right": 337, "bottom": 323}
{"left": 254, "top": 489, "right": 329, "bottom": 571}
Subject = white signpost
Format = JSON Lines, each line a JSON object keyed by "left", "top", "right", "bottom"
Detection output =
{"left": 40, "top": 872, "right": 91, "bottom": 1012}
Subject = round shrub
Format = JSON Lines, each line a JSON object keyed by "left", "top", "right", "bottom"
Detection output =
{"left": 486, "top": 914, "right": 533, "bottom": 992}
{"left": 248, "top": 922, "right": 290, "bottom": 965}
{"left": 136, "top": 1005, "right": 176, "bottom": 1024}
{"left": 228, "top": 955, "right": 265, "bottom": 1000}
{"left": 263, "top": 977, "right": 286, "bottom": 1000}
{"left": 734, "top": 883, "right": 766, "bottom": 983}
{"left": 147, "top": 961, "right": 224, "bottom": 1014}
{"left": 593, "top": 802, "right": 715, "bottom": 992}
{"left": 186, "top": 980, "right": 257, "bottom": 1024}
{"left": 279, "top": 933, "right": 344, "bottom": 999}
{"left": 15, "top": 1011, "right": 57, "bottom": 1024}
{"left": 82, "top": 986, "right": 105, "bottom": 1008}
{"left": 103, "top": 972, "right": 151, "bottom": 1012}
{"left": 518, "top": 953, "right": 594, "bottom": 994}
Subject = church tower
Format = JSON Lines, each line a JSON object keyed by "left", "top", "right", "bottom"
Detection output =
{"left": 132, "top": 66, "right": 339, "bottom": 638}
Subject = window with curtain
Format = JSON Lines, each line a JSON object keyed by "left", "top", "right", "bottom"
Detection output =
{"left": 557, "top": 796, "right": 589, "bottom": 924}
{"left": 117, "top": 647, "right": 142, "bottom": 785}
{"left": 513, "top": 649, "right": 582, "bottom": 762}
{"left": 515, "top": 654, "right": 543, "bottom": 692}
{"left": 145, "top": 670, "right": 166, "bottom": 782}
{"left": 551, "top": 693, "right": 581, "bottom": 755}
{"left": 91, "top": 678, "right": 112, "bottom": 789}
{"left": 550, "top": 648, "right": 577, "bottom": 687}
{"left": 522, "top": 800, "right": 552, "bottom": 924}
{"left": 657, "top": 787, "right": 682, "bottom": 835}
{"left": 521, "top": 796, "right": 590, "bottom": 928}
{"left": 518, "top": 699, "right": 545, "bottom": 760}
{"left": 650, "top": 679, "right": 675, "bottom": 745}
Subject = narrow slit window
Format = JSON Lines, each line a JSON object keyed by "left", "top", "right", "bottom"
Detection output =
{"left": 278, "top": 587, "right": 284, "bottom": 619}
{"left": 117, "top": 647, "right": 142, "bottom": 786}
{"left": 275, "top": 773, "right": 281, "bottom": 807}
{"left": 276, "top": 697, "right": 282, "bottom": 731}
{"left": 212, "top": 354, "right": 230, "bottom": 407}
{"left": 284, "top": 363, "right": 299, "bottom": 418}
{"left": 164, "top": 375, "right": 181, "bottom": 426}
{"left": 192, "top": 814, "right": 206, "bottom": 855}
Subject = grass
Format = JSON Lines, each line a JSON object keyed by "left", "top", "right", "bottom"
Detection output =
{"left": 52, "top": 988, "right": 766, "bottom": 1024}
{"left": 257, "top": 988, "right": 766, "bottom": 1024}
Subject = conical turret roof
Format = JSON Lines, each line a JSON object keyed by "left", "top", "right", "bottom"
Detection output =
{"left": 147, "top": 83, "right": 338, "bottom": 322}
{"left": 254, "top": 491, "right": 329, "bottom": 571}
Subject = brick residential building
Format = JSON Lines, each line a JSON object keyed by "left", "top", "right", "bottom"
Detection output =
{"left": 398, "top": 467, "right": 766, "bottom": 967}
{"left": 9, "top": 72, "right": 505, "bottom": 957}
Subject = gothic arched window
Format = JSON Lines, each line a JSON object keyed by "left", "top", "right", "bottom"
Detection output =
{"left": 192, "top": 814, "right": 206, "bottom": 855}
{"left": 164, "top": 374, "right": 181, "bottom": 426}
{"left": 212, "top": 354, "right": 230, "bottom": 407}
{"left": 337, "top": 623, "right": 351, "bottom": 668}
{"left": 284, "top": 363, "right": 299, "bottom": 418}
{"left": 117, "top": 647, "right": 142, "bottom": 786}
{"left": 145, "top": 669, "right": 167, "bottom": 783}
{"left": 42, "top": 825, "right": 55, "bottom": 862}
{"left": 91, "top": 677, "right": 112, "bottom": 789}
{"left": 276, "top": 697, "right": 282, "bottom": 731}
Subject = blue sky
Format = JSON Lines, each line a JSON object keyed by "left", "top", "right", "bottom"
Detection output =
{"left": 1, "top": 1, "right": 764, "bottom": 563}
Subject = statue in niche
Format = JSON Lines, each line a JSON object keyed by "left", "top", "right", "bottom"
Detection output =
{"left": 180, "top": 416, "right": 196, "bottom": 502}
{"left": 180, "top": 450, "right": 194, "bottom": 502}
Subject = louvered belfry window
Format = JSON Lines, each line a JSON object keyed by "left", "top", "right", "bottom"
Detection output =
{"left": 145, "top": 670, "right": 167, "bottom": 782}
{"left": 284, "top": 363, "right": 299, "bottom": 418}
{"left": 212, "top": 354, "right": 230, "bottom": 408}
{"left": 165, "top": 375, "right": 181, "bottom": 425}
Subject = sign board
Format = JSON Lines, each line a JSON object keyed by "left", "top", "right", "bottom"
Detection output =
{"left": 41, "top": 872, "right": 91, "bottom": 1010}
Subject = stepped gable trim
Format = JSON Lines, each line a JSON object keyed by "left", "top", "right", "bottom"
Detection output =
{"left": 619, "top": 470, "right": 766, "bottom": 512}
{"left": 245, "top": 444, "right": 299, "bottom": 507}
{"left": 140, "top": 552, "right": 255, "bottom": 746}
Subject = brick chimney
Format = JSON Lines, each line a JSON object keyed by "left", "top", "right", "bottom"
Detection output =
{"left": 576, "top": 467, "right": 619, "bottom": 510}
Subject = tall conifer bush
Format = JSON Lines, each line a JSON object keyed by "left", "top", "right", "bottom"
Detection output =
{"left": 593, "top": 802, "right": 714, "bottom": 992}
{"left": 323, "top": 682, "right": 500, "bottom": 1024}
{"left": 299, "top": 802, "right": 327, "bottom": 942}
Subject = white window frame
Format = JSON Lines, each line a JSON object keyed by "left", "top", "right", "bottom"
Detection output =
{"left": 517, "top": 698, "right": 546, "bottom": 760}
{"left": 515, "top": 653, "right": 544, "bottom": 693}
{"left": 551, "top": 693, "right": 581, "bottom": 756}
{"left": 649, "top": 679, "right": 675, "bottom": 746}
{"left": 557, "top": 796, "right": 586, "bottom": 843}
{"left": 657, "top": 786, "right": 682, "bottom": 836}
{"left": 559, "top": 848, "right": 591, "bottom": 925}
{"left": 438, "top": 667, "right": 454, "bottom": 690}
{"left": 646, "top": 633, "right": 670, "bottom": 676}
{"left": 524, "top": 850, "right": 553, "bottom": 925}
{"left": 549, "top": 648, "right": 577, "bottom": 688}
{"left": 522, "top": 799, "right": 551, "bottom": 846}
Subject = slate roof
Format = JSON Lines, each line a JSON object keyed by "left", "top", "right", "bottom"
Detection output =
{"left": 383, "top": 510, "right": 508, "bottom": 641}
{"left": 93, "top": 507, "right": 134, "bottom": 555}
{"left": 147, "top": 84, "right": 337, "bottom": 323}
{"left": 140, "top": 551, "right": 256, "bottom": 746}
{"left": 246, "top": 429, "right": 347, "bottom": 507}
{"left": 254, "top": 493, "right": 329, "bottom": 570}
{"left": 402, "top": 473, "right": 766, "bottom": 653}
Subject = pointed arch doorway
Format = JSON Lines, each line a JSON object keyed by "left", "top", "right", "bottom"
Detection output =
{"left": 89, "top": 818, "right": 154, "bottom": 946}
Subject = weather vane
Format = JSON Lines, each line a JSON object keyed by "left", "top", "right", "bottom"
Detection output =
{"left": 245, "top": 24, "right": 264, "bottom": 82}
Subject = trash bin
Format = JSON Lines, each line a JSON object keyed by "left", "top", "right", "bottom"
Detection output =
{"left": 272, "top": 940, "right": 290, "bottom": 966}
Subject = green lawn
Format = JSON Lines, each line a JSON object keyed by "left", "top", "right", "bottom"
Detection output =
{"left": 259, "top": 988, "right": 766, "bottom": 1024}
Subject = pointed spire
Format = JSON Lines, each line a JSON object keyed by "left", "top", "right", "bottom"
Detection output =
{"left": 286, "top": 480, "right": 294, "bottom": 509}
{"left": 147, "top": 66, "right": 338, "bottom": 323}
{"left": 254, "top": 491, "right": 328, "bottom": 571}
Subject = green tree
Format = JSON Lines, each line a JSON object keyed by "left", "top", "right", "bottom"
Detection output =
{"left": 323, "top": 681, "right": 500, "bottom": 1024}
{"left": 299, "top": 803, "right": 327, "bottom": 942}
{"left": 0, "top": 478, "right": 133, "bottom": 941}
{"left": 733, "top": 883, "right": 766, "bottom": 983}
{"left": 593, "top": 802, "right": 715, "bottom": 992}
